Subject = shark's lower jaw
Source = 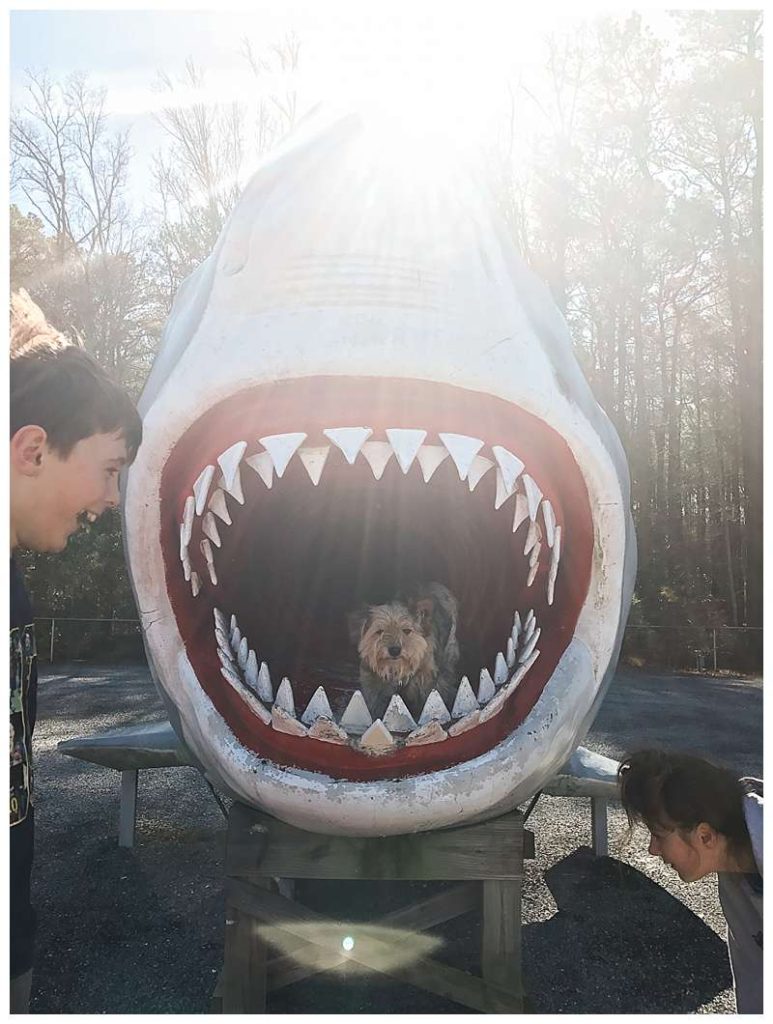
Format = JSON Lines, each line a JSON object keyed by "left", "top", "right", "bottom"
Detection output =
{"left": 161, "top": 377, "right": 593, "bottom": 782}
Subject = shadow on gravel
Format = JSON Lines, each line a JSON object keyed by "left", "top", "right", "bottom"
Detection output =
{"left": 523, "top": 848, "right": 731, "bottom": 1013}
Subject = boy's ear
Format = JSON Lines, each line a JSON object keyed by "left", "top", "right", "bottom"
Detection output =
{"left": 10, "top": 425, "right": 48, "bottom": 476}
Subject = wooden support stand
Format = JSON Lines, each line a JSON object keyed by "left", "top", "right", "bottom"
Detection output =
{"left": 213, "top": 802, "right": 534, "bottom": 1014}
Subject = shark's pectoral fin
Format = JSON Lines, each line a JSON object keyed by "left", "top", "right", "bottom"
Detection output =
{"left": 58, "top": 720, "right": 195, "bottom": 771}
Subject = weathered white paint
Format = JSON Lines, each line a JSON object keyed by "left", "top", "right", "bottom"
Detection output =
{"left": 124, "top": 110, "right": 635, "bottom": 836}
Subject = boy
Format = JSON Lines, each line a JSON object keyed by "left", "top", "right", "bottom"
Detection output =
{"left": 618, "top": 749, "right": 762, "bottom": 1013}
{"left": 10, "top": 289, "right": 142, "bottom": 1012}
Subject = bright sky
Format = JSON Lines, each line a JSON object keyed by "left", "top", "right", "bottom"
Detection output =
{"left": 9, "top": 3, "right": 683, "bottom": 215}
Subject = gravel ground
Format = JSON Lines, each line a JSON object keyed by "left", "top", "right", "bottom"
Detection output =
{"left": 27, "top": 663, "right": 761, "bottom": 1014}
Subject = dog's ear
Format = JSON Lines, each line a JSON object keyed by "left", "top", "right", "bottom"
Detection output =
{"left": 413, "top": 597, "right": 435, "bottom": 637}
{"left": 347, "top": 607, "right": 371, "bottom": 645}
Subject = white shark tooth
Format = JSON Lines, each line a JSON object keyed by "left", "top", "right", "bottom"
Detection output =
{"left": 405, "top": 720, "right": 448, "bottom": 746}
{"left": 245, "top": 451, "right": 274, "bottom": 489}
{"left": 418, "top": 689, "right": 451, "bottom": 726}
{"left": 492, "top": 445, "right": 525, "bottom": 497}
{"left": 523, "top": 609, "right": 535, "bottom": 639}
{"left": 208, "top": 488, "right": 232, "bottom": 525}
{"left": 301, "top": 686, "right": 334, "bottom": 726}
{"left": 494, "top": 470, "right": 517, "bottom": 509}
{"left": 220, "top": 665, "right": 271, "bottom": 725}
{"left": 308, "top": 718, "right": 348, "bottom": 744}
{"left": 213, "top": 608, "right": 228, "bottom": 632}
{"left": 529, "top": 541, "right": 542, "bottom": 568}
{"left": 523, "top": 518, "right": 541, "bottom": 557}
{"left": 258, "top": 432, "right": 307, "bottom": 478}
{"left": 182, "top": 496, "right": 195, "bottom": 546}
{"left": 450, "top": 676, "right": 478, "bottom": 718}
{"left": 206, "top": 562, "right": 218, "bottom": 586}
{"left": 416, "top": 445, "right": 449, "bottom": 482}
{"left": 494, "top": 651, "right": 509, "bottom": 686}
{"left": 230, "top": 614, "right": 238, "bottom": 633}
{"left": 193, "top": 465, "right": 216, "bottom": 516}
{"left": 361, "top": 441, "right": 395, "bottom": 480}
{"left": 506, "top": 637, "right": 516, "bottom": 669}
{"left": 230, "top": 621, "right": 241, "bottom": 650}
{"left": 512, "top": 648, "right": 540, "bottom": 687}
{"left": 245, "top": 649, "right": 259, "bottom": 690}
{"left": 202, "top": 512, "right": 222, "bottom": 548}
{"left": 382, "top": 694, "right": 418, "bottom": 733}
{"left": 339, "top": 690, "right": 373, "bottom": 735}
{"left": 217, "top": 468, "right": 243, "bottom": 505}
{"left": 385, "top": 428, "right": 427, "bottom": 473}
{"left": 272, "top": 705, "right": 308, "bottom": 737}
{"left": 448, "top": 708, "right": 481, "bottom": 736}
{"left": 200, "top": 538, "right": 215, "bottom": 567}
{"left": 217, "top": 647, "right": 235, "bottom": 671}
{"left": 359, "top": 719, "right": 395, "bottom": 753}
{"left": 215, "top": 624, "right": 231, "bottom": 653}
{"left": 477, "top": 668, "right": 496, "bottom": 705}
{"left": 541, "top": 499, "right": 556, "bottom": 547}
{"left": 438, "top": 432, "right": 485, "bottom": 481}
{"left": 519, "top": 627, "right": 541, "bottom": 665}
{"left": 180, "top": 534, "right": 191, "bottom": 582}
{"left": 512, "top": 609, "right": 522, "bottom": 639}
{"left": 217, "top": 441, "right": 247, "bottom": 498}
{"left": 323, "top": 427, "right": 373, "bottom": 464}
{"left": 468, "top": 456, "right": 494, "bottom": 492}
{"left": 237, "top": 635, "right": 249, "bottom": 672}
{"left": 274, "top": 677, "right": 295, "bottom": 716}
{"left": 522, "top": 474, "right": 542, "bottom": 521}
{"left": 298, "top": 446, "right": 330, "bottom": 485}
{"left": 479, "top": 686, "right": 509, "bottom": 723}
{"left": 526, "top": 562, "right": 538, "bottom": 588}
{"left": 257, "top": 662, "right": 273, "bottom": 702}
{"left": 190, "top": 571, "right": 201, "bottom": 597}
{"left": 547, "top": 525, "right": 562, "bottom": 605}
{"left": 512, "top": 492, "right": 529, "bottom": 534}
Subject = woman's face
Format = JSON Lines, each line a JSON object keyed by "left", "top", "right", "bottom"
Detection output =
{"left": 647, "top": 824, "right": 715, "bottom": 882}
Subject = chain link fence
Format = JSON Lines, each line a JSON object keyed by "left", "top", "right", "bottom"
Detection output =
{"left": 35, "top": 617, "right": 762, "bottom": 675}
{"left": 620, "top": 625, "right": 762, "bottom": 675}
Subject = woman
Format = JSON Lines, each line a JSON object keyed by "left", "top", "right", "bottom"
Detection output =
{"left": 618, "top": 750, "right": 762, "bottom": 1013}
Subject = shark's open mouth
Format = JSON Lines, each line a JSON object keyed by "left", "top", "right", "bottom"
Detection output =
{"left": 161, "top": 376, "right": 593, "bottom": 781}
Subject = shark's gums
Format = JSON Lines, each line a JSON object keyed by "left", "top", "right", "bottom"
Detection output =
{"left": 124, "top": 111, "right": 636, "bottom": 836}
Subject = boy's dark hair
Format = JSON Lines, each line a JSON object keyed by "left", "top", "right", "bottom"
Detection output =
{"left": 10, "top": 289, "right": 142, "bottom": 461}
{"left": 618, "top": 748, "right": 750, "bottom": 858}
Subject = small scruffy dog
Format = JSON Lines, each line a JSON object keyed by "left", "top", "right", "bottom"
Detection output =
{"left": 349, "top": 582, "right": 460, "bottom": 721}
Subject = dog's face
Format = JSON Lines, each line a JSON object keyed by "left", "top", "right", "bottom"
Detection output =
{"left": 357, "top": 604, "right": 430, "bottom": 685}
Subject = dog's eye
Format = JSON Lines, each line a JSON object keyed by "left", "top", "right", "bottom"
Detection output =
{"left": 402, "top": 628, "right": 412, "bottom": 635}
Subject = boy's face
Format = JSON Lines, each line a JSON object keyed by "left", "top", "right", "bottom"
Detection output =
{"left": 21, "top": 431, "right": 129, "bottom": 552}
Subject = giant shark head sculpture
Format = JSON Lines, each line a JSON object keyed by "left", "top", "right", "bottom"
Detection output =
{"left": 125, "top": 110, "right": 636, "bottom": 836}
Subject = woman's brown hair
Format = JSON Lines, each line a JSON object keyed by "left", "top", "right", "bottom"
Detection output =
{"left": 618, "top": 749, "right": 751, "bottom": 858}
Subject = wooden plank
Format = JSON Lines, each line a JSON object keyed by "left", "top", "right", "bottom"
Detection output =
{"left": 226, "top": 878, "right": 520, "bottom": 1013}
{"left": 267, "top": 882, "right": 478, "bottom": 991}
{"left": 227, "top": 803, "right": 525, "bottom": 880}
{"left": 118, "top": 769, "right": 138, "bottom": 849}
{"left": 481, "top": 879, "right": 523, "bottom": 1012}
{"left": 221, "top": 885, "right": 270, "bottom": 1012}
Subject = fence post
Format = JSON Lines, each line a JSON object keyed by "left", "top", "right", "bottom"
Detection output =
{"left": 49, "top": 619, "right": 55, "bottom": 663}
{"left": 712, "top": 629, "right": 717, "bottom": 673}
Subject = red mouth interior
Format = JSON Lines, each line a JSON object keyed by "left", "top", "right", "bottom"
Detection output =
{"left": 161, "top": 377, "right": 593, "bottom": 780}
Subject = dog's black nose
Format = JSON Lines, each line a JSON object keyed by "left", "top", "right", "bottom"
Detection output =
{"left": 387, "top": 645, "right": 402, "bottom": 658}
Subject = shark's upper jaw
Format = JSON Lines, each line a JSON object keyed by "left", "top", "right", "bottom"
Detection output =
{"left": 162, "top": 374, "right": 592, "bottom": 780}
